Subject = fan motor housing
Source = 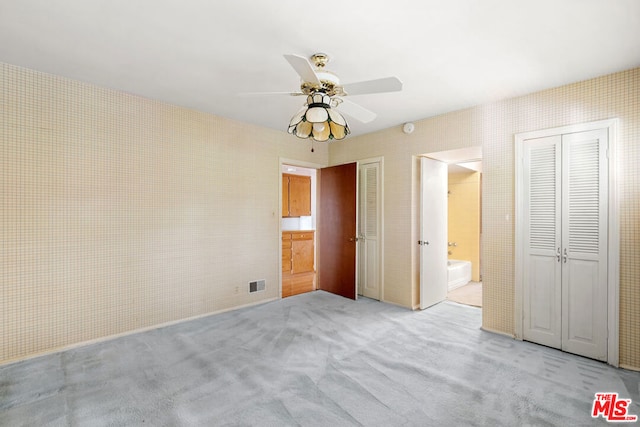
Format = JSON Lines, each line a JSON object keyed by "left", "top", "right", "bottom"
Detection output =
{"left": 299, "top": 53, "right": 345, "bottom": 96}
{"left": 300, "top": 81, "right": 344, "bottom": 97}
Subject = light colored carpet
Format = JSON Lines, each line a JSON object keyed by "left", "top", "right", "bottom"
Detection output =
{"left": 1, "top": 291, "right": 638, "bottom": 426}
{"left": 447, "top": 281, "right": 482, "bottom": 307}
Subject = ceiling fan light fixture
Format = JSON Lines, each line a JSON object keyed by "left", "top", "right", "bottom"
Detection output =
{"left": 327, "top": 108, "right": 346, "bottom": 126}
{"left": 329, "top": 121, "right": 347, "bottom": 140}
{"left": 294, "top": 121, "right": 312, "bottom": 138}
{"left": 306, "top": 105, "right": 329, "bottom": 123}
{"left": 287, "top": 92, "right": 350, "bottom": 142}
{"left": 312, "top": 122, "right": 331, "bottom": 141}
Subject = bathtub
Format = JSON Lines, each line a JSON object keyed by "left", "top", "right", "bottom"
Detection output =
{"left": 447, "top": 259, "right": 472, "bottom": 291}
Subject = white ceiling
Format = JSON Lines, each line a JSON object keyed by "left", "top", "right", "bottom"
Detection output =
{"left": 1, "top": 1, "right": 639, "bottom": 138}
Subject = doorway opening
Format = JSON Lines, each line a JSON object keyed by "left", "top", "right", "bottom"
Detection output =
{"left": 280, "top": 159, "right": 383, "bottom": 302}
{"left": 421, "top": 147, "right": 482, "bottom": 309}
{"left": 281, "top": 163, "right": 318, "bottom": 299}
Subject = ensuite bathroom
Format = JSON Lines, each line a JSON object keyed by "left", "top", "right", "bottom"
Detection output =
{"left": 446, "top": 168, "right": 482, "bottom": 307}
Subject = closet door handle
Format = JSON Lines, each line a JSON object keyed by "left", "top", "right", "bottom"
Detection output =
{"left": 556, "top": 248, "right": 561, "bottom": 262}
{"left": 563, "top": 248, "right": 568, "bottom": 263}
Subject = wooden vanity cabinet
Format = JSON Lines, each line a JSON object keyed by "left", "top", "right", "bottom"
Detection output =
{"left": 282, "top": 234, "right": 292, "bottom": 273}
{"left": 282, "top": 174, "right": 311, "bottom": 217}
{"left": 282, "top": 231, "right": 315, "bottom": 297}
{"left": 291, "top": 232, "right": 314, "bottom": 274}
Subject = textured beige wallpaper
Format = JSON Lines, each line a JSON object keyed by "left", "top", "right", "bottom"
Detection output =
{"left": 0, "top": 63, "right": 328, "bottom": 364}
{"left": 1, "top": 62, "right": 638, "bottom": 370}
{"left": 330, "top": 68, "right": 640, "bottom": 369}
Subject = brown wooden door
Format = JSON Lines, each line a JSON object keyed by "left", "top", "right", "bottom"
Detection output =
{"left": 317, "top": 163, "right": 357, "bottom": 299}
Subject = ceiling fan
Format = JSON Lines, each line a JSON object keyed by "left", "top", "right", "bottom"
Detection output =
{"left": 243, "top": 53, "right": 402, "bottom": 142}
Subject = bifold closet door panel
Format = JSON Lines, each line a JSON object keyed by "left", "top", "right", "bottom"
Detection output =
{"left": 560, "top": 129, "right": 608, "bottom": 361}
{"left": 522, "top": 135, "right": 562, "bottom": 349}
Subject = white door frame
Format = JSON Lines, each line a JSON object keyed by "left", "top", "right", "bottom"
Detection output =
{"left": 357, "top": 157, "right": 385, "bottom": 301}
{"left": 514, "top": 119, "right": 619, "bottom": 366}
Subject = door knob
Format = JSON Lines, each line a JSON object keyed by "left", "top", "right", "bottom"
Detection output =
{"left": 349, "top": 237, "right": 359, "bottom": 242}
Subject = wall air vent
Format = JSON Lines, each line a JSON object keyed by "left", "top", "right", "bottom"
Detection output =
{"left": 249, "top": 280, "right": 266, "bottom": 293}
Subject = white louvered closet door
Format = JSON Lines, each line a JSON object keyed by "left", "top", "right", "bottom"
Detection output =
{"left": 561, "top": 129, "right": 608, "bottom": 361}
{"left": 358, "top": 161, "right": 381, "bottom": 300}
{"left": 523, "top": 136, "right": 562, "bottom": 349}
{"left": 522, "top": 129, "right": 608, "bottom": 361}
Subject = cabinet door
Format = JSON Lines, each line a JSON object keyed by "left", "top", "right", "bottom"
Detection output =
{"left": 282, "top": 176, "right": 290, "bottom": 217}
{"left": 282, "top": 248, "right": 292, "bottom": 272}
{"left": 282, "top": 274, "right": 293, "bottom": 298}
{"left": 292, "top": 237, "right": 314, "bottom": 274}
{"left": 291, "top": 272, "right": 315, "bottom": 296}
{"left": 289, "top": 175, "right": 311, "bottom": 217}
{"left": 282, "top": 233, "right": 292, "bottom": 272}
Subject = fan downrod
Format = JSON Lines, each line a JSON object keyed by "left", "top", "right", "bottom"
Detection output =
{"left": 310, "top": 53, "right": 329, "bottom": 68}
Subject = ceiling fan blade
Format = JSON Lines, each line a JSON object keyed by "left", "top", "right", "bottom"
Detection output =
{"left": 342, "top": 76, "right": 403, "bottom": 96}
{"left": 337, "top": 99, "right": 377, "bottom": 123}
{"left": 238, "top": 91, "right": 304, "bottom": 97}
{"left": 284, "top": 54, "right": 320, "bottom": 85}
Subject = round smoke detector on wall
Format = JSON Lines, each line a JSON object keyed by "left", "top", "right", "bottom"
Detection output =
{"left": 403, "top": 122, "right": 415, "bottom": 134}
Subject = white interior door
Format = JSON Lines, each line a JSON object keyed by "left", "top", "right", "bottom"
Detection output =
{"left": 521, "top": 128, "right": 609, "bottom": 361}
{"left": 358, "top": 161, "right": 381, "bottom": 300}
{"left": 420, "top": 157, "right": 448, "bottom": 309}
{"left": 522, "top": 135, "right": 563, "bottom": 349}
{"left": 561, "top": 129, "right": 608, "bottom": 361}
